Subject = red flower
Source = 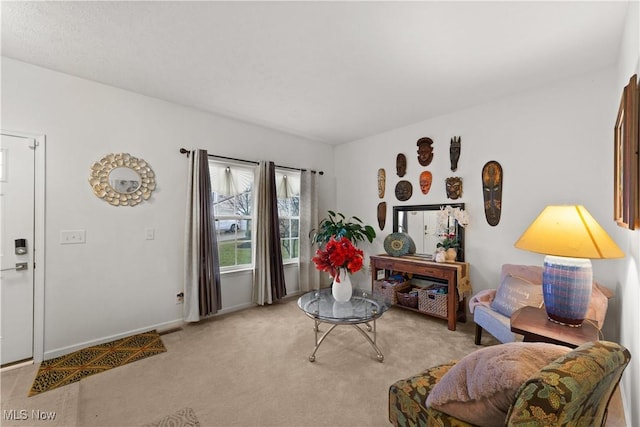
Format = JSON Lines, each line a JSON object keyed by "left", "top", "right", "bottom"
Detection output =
{"left": 312, "top": 236, "right": 364, "bottom": 281}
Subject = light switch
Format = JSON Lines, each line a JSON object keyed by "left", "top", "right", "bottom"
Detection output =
{"left": 145, "top": 228, "right": 155, "bottom": 240}
{"left": 60, "top": 230, "right": 86, "bottom": 244}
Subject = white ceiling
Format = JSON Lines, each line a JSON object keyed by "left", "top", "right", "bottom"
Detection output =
{"left": 1, "top": 1, "right": 630, "bottom": 144}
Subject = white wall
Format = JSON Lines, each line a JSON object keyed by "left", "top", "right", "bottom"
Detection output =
{"left": 335, "top": 4, "right": 640, "bottom": 422}
{"left": 1, "top": 57, "right": 335, "bottom": 358}
{"left": 614, "top": 1, "right": 640, "bottom": 425}
{"left": 336, "top": 67, "right": 622, "bottom": 294}
{"left": 336, "top": 60, "right": 638, "bottom": 424}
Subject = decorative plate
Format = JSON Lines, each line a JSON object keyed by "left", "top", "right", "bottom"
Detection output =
{"left": 383, "top": 232, "right": 416, "bottom": 257}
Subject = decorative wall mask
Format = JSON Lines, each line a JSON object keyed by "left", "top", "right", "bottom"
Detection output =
{"left": 396, "top": 153, "right": 407, "bottom": 177}
{"left": 445, "top": 177, "right": 462, "bottom": 200}
{"left": 482, "top": 160, "right": 503, "bottom": 226}
{"left": 377, "top": 168, "right": 386, "bottom": 198}
{"left": 89, "top": 153, "right": 155, "bottom": 206}
{"left": 377, "top": 202, "right": 387, "bottom": 230}
{"left": 395, "top": 180, "right": 413, "bottom": 201}
{"left": 419, "top": 171, "right": 433, "bottom": 195}
{"left": 416, "top": 137, "right": 434, "bottom": 166}
{"left": 450, "top": 136, "right": 461, "bottom": 171}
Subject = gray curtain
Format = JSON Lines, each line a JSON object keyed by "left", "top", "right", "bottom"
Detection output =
{"left": 184, "top": 149, "right": 222, "bottom": 321}
{"left": 253, "top": 160, "right": 286, "bottom": 305}
{"left": 299, "top": 170, "right": 320, "bottom": 291}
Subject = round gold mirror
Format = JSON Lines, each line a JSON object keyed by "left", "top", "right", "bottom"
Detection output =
{"left": 89, "top": 153, "right": 155, "bottom": 206}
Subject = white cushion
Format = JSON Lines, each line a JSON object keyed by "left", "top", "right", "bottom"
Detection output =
{"left": 490, "top": 274, "right": 543, "bottom": 317}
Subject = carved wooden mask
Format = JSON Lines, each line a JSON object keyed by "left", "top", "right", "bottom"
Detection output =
{"left": 445, "top": 177, "right": 462, "bottom": 200}
{"left": 416, "top": 137, "right": 434, "bottom": 166}
{"left": 482, "top": 161, "right": 503, "bottom": 226}
{"left": 396, "top": 153, "right": 407, "bottom": 177}
{"left": 377, "top": 168, "right": 386, "bottom": 198}
{"left": 395, "top": 180, "right": 413, "bottom": 201}
{"left": 419, "top": 171, "right": 433, "bottom": 195}
{"left": 377, "top": 202, "right": 387, "bottom": 230}
{"left": 450, "top": 136, "right": 461, "bottom": 171}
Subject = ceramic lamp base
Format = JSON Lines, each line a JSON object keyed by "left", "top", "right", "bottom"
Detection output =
{"left": 542, "top": 255, "right": 592, "bottom": 327}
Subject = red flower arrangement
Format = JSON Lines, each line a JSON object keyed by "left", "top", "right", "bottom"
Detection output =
{"left": 312, "top": 236, "right": 364, "bottom": 281}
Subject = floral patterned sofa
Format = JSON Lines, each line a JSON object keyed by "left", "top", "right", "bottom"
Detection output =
{"left": 389, "top": 340, "right": 630, "bottom": 427}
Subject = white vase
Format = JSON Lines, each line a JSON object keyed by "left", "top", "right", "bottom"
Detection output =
{"left": 332, "top": 268, "right": 352, "bottom": 302}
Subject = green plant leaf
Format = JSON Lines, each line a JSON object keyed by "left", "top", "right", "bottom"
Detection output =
{"left": 310, "top": 211, "right": 376, "bottom": 247}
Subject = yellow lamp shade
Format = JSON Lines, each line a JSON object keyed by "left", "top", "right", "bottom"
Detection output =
{"left": 514, "top": 205, "right": 624, "bottom": 259}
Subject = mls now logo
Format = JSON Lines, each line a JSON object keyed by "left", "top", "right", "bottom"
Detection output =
{"left": 3, "top": 409, "right": 56, "bottom": 421}
{"left": 3, "top": 410, "right": 28, "bottom": 421}
{"left": 32, "top": 410, "right": 57, "bottom": 420}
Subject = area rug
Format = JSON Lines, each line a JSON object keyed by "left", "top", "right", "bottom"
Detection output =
{"left": 142, "top": 407, "right": 201, "bottom": 427}
{"left": 29, "top": 330, "right": 166, "bottom": 396}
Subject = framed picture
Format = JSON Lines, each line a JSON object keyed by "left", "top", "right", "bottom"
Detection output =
{"left": 614, "top": 74, "right": 639, "bottom": 230}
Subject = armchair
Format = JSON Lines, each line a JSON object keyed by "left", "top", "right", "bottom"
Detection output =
{"left": 470, "top": 264, "right": 611, "bottom": 345}
{"left": 389, "top": 340, "right": 631, "bottom": 427}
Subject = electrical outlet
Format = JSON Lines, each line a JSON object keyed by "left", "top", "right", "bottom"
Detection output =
{"left": 176, "top": 292, "right": 184, "bottom": 304}
{"left": 145, "top": 228, "right": 155, "bottom": 240}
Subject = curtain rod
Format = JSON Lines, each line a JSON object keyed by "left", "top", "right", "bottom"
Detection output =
{"left": 179, "top": 148, "right": 324, "bottom": 175}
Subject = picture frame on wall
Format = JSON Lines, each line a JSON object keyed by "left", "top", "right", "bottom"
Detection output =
{"left": 614, "top": 74, "right": 639, "bottom": 230}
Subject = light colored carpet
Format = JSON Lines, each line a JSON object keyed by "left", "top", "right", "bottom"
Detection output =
{"left": 2, "top": 296, "right": 628, "bottom": 426}
{"left": 142, "top": 407, "right": 200, "bottom": 427}
{"left": 2, "top": 296, "right": 497, "bottom": 426}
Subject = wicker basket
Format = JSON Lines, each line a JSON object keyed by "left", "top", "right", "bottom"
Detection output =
{"left": 373, "top": 279, "right": 410, "bottom": 305}
{"left": 396, "top": 288, "right": 419, "bottom": 309}
{"left": 417, "top": 285, "right": 448, "bottom": 316}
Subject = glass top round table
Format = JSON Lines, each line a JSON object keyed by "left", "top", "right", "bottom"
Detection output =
{"left": 297, "top": 288, "right": 389, "bottom": 362}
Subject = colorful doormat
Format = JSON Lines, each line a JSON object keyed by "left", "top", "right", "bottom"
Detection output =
{"left": 29, "top": 330, "right": 166, "bottom": 396}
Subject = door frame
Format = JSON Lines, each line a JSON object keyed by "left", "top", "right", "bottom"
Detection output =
{"left": 1, "top": 129, "right": 46, "bottom": 363}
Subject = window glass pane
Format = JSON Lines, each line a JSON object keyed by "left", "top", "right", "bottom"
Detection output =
{"left": 276, "top": 170, "right": 300, "bottom": 262}
{"left": 209, "top": 160, "right": 255, "bottom": 269}
{"left": 208, "top": 162, "right": 301, "bottom": 268}
{"left": 281, "top": 237, "right": 299, "bottom": 260}
{"left": 279, "top": 218, "right": 290, "bottom": 238}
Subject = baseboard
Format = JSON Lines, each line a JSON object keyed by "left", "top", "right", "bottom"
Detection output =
{"left": 216, "top": 302, "right": 255, "bottom": 315}
{"left": 43, "top": 319, "right": 184, "bottom": 361}
{"left": 1, "top": 359, "right": 34, "bottom": 372}
{"left": 216, "top": 290, "right": 305, "bottom": 315}
{"left": 618, "top": 378, "right": 630, "bottom": 427}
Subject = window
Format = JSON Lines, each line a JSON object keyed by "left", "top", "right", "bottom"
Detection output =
{"left": 209, "top": 160, "right": 255, "bottom": 270}
{"left": 208, "top": 160, "right": 301, "bottom": 270}
{"left": 276, "top": 171, "right": 300, "bottom": 263}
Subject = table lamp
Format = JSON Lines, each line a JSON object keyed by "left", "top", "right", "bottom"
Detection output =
{"left": 514, "top": 205, "right": 624, "bottom": 327}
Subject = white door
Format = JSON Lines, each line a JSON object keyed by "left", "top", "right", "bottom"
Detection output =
{"left": 0, "top": 134, "right": 35, "bottom": 365}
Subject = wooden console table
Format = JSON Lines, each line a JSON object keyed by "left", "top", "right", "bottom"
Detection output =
{"left": 369, "top": 254, "right": 469, "bottom": 331}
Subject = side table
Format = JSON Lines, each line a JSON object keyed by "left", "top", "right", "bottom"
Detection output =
{"left": 510, "top": 306, "right": 600, "bottom": 348}
{"left": 297, "top": 288, "right": 388, "bottom": 362}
